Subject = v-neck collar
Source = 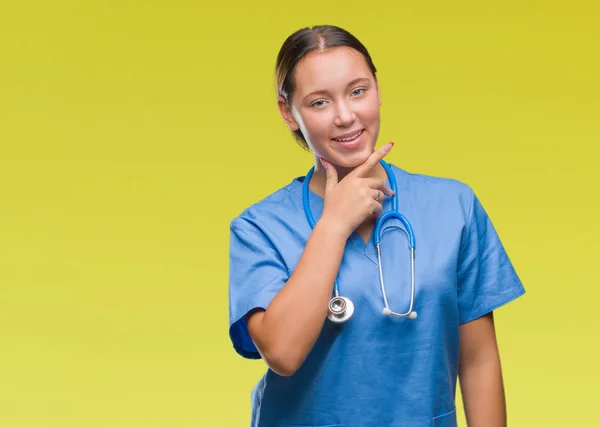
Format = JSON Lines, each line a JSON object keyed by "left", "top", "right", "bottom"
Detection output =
{"left": 346, "top": 194, "right": 393, "bottom": 264}
{"left": 288, "top": 165, "right": 400, "bottom": 265}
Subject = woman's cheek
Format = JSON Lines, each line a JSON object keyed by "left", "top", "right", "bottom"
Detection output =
{"left": 307, "top": 114, "right": 332, "bottom": 143}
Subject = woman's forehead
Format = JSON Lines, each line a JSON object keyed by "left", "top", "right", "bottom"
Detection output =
{"left": 293, "top": 46, "right": 373, "bottom": 96}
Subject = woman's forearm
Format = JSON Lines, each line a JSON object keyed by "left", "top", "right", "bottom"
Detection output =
{"left": 459, "top": 314, "right": 507, "bottom": 427}
{"left": 246, "top": 217, "right": 348, "bottom": 376}
{"left": 460, "top": 355, "right": 506, "bottom": 426}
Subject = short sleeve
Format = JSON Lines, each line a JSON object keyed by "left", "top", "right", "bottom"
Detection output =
{"left": 228, "top": 218, "right": 289, "bottom": 359}
{"left": 457, "top": 190, "right": 525, "bottom": 324}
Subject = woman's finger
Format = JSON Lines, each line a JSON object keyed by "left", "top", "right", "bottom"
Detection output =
{"left": 380, "top": 186, "right": 395, "bottom": 197}
{"left": 372, "top": 189, "right": 384, "bottom": 202}
{"left": 363, "top": 178, "right": 395, "bottom": 197}
{"left": 371, "top": 199, "right": 384, "bottom": 216}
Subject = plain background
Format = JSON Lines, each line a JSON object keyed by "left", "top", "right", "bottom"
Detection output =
{"left": 1, "top": 0, "right": 598, "bottom": 425}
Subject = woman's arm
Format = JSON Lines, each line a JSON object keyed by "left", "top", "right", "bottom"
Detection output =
{"left": 458, "top": 312, "right": 507, "bottom": 427}
{"left": 246, "top": 218, "right": 347, "bottom": 377}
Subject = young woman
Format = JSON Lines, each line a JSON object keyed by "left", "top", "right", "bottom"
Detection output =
{"left": 228, "top": 25, "right": 525, "bottom": 427}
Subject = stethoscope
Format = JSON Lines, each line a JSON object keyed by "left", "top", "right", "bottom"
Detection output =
{"left": 302, "top": 159, "right": 418, "bottom": 323}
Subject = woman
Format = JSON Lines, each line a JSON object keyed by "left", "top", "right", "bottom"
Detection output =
{"left": 228, "top": 25, "right": 524, "bottom": 427}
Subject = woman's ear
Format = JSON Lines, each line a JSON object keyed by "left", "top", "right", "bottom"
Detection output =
{"left": 277, "top": 96, "right": 300, "bottom": 131}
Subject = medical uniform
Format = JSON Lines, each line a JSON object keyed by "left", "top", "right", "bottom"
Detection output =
{"left": 228, "top": 163, "right": 525, "bottom": 427}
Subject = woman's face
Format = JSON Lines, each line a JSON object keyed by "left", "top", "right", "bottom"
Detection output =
{"left": 280, "top": 46, "right": 382, "bottom": 169}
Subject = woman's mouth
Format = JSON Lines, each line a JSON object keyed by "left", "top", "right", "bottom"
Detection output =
{"left": 332, "top": 129, "right": 364, "bottom": 148}
{"left": 332, "top": 129, "right": 364, "bottom": 142}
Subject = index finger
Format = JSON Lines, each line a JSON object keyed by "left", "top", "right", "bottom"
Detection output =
{"left": 352, "top": 142, "right": 394, "bottom": 177}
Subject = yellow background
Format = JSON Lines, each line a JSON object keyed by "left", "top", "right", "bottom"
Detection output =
{"left": 1, "top": 1, "right": 598, "bottom": 426}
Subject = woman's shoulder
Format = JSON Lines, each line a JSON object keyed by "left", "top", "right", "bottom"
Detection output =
{"left": 229, "top": 176, "right": 306, "bottom": 231}
{"left": 389, "top": 163, "right": 476, "bottom": 208}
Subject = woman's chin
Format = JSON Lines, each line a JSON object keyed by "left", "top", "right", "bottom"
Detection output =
{"left": 332, "top": 149, "right": 373, "bottom": 170}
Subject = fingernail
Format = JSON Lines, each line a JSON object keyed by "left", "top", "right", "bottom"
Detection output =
{"left": 390, "top": 141, "right": 395, "bottom": 147}
{"left": 320, "top": 157, "right": 328, "bottom": 169}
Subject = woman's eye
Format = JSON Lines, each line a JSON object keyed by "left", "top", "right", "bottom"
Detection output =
{"left": 352, "top": 88, "right": 366, "bottom": 96}
{"left": 311, "top": 100, "right": 326, "bottom": 108}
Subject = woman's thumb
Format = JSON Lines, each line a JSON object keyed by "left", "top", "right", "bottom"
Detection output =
{"left": 320, "top": 157, "right": 338, "bottom": 192}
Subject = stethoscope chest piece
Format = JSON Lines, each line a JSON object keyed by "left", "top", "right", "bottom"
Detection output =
{"left": 327, "top": 296, "right": 354, "bottom": 323}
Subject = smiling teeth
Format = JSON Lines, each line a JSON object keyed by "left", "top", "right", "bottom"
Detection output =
{"left": 334, "top": 130, "right": 363, "bottom": 142}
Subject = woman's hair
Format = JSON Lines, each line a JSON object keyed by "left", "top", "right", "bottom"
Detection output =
{"left": 275, "top": 25, "right": 378, "bottom": 150}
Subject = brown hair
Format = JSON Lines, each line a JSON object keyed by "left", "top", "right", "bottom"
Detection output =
{"left": 275, "top": 25, "right": 378, "bottom": 150}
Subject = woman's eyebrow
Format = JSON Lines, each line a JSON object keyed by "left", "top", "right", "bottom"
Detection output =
{"left": 302, "top": 77, "right": 371, "bottom": 102}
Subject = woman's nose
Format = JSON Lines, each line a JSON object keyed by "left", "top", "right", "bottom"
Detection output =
{"left": 334, "top": 101, "right": 356, "bottom": 127}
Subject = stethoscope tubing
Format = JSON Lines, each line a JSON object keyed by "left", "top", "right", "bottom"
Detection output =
{"left": 302, "top": 159, "right": 417, "bottom": 321}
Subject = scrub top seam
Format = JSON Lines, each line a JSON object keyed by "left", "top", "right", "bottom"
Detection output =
{"left": 230, "top": 217, "right": 292, "bottom": 271}
{"left": 462, "top": 283, "right": 526, "bottom": 324}
{"left": 458, "top": 187, "right": 476, "bottom": 256}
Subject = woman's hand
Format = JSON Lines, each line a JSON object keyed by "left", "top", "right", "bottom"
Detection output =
{"left": 319, "top": 142, "right": 395, "bottom": 238}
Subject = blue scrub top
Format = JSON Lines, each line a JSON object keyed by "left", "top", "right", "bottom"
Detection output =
{"left": 228, "top": 164, "right": 525, "bottom": 427}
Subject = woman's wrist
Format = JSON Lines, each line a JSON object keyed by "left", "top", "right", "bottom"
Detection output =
{"left": 314, "top": 214, "right": 351, "bottom": 242}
